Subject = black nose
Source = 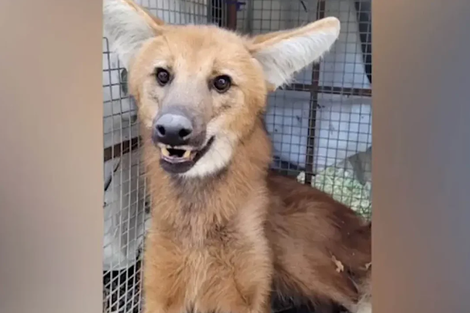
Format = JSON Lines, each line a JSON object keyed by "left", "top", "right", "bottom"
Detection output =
{"left": 153, "top": 113, "right": 193, "bottom": 146}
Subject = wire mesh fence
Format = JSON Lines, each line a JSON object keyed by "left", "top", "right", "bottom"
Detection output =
{"left": 102, "top": 35, "right": 148, "bottom": 313}
{"left": 236, "top": 0, "right": 372, "bottom": 218}
{"left": 101, "top": 1, "right": 372, "bottom": 312}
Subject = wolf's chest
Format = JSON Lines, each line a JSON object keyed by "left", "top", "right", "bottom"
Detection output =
{"left": 181, "top": 248, "right": 231, "bottom": 301}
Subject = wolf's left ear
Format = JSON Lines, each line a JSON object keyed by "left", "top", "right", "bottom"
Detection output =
{"left": 103, "top": 0, "right": 165, "bottom": 69}
{"left": 248, "top": 17, "right": 340, "bottom": 90}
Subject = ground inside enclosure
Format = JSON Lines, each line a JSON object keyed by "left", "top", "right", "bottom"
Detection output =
{"left": 102, "top": 0, "right": 372, "bottom": 312}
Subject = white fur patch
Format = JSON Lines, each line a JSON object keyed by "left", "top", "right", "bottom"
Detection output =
{"left": 181, "top": 117, "right": 237, "bottom": 179}
{"left": 253, "top": 18, "right": 341, "bottom": 89}
{"left": 354, "top": 301, "right": 372, "bottom": 313}
{"left": 103, "top": 0, "right": 156, "bottom": 68}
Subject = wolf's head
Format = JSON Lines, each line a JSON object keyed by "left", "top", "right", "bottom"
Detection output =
{"left": 104, "top": 0, "right": 340, "bottom": 178}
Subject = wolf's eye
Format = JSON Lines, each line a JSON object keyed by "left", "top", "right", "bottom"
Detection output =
{"left": 212, "top": 75, "right": 231, "bottom": 93}
{"left": 156, "top": 68, "right": 171, "bottom": 86}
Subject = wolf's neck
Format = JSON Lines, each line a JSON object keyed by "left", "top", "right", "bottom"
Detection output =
{"left": 143, "top": 119, "right": 272, "bottom": 241}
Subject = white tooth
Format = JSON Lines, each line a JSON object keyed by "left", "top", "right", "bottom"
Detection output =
{"left": 161, "top": 147, "right": 170, "bottom": 157}
{"left": 183, "top": 150, "right": 191, "bottom": 159}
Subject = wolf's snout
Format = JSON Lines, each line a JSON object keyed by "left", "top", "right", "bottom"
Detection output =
{"left": 154, "top": 113, "right": 193, "bottom": 146}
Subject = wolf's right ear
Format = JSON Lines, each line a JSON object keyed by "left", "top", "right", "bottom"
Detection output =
{"left": 103, "top": 0, "right": 165, "bottom": 69}
{"left": 248, "top": 17, "right": 340, "bottom": 91}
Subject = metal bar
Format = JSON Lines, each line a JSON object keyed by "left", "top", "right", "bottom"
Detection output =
{"left": 245, "top": 0, "right": 254, "bottom": 34}
{"left": 304, "top": 0, "right": 326, "bottom": 185}
{"left": 226, "top": 1, "right": 238, "bottom": 30}
{"left": 103, "top": 136, "right": 141, "bottom": 162}
{"left": 207, "top": 0, "right": 213, "bottom": 25}
{"left": 285, "top": 84, "right": 372, "bottom": 97}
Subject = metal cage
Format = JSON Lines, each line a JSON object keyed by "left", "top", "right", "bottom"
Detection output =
{"left": 101, "top": 1, "right": 372, "bottom": 312}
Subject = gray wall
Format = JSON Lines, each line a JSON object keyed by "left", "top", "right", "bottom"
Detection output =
{"left": 374, "top": 0, "right": 470, "bottom": 312}
{"left": 0, "top": 1, "right": 103, "bottom": 313}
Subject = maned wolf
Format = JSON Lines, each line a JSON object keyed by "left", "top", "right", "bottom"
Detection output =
{"left": 103, "top": 1, "right": 372, "bottom": 313}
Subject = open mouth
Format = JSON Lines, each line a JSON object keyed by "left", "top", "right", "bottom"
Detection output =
{"left": 157, "top": 137, "right": 215, "bottom": 174}
{"left": 160, "top": 146, "right": 197, "bottom": 163}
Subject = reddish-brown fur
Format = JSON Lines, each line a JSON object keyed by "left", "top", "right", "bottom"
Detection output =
{"left": 266, "top": 172, "right": 371, "bottom": 311}
{"left": 141, "top": 119, "right": 274, "bottom": 313}
{"left": 103, "top": 1, "right": 371, "bottom": 313}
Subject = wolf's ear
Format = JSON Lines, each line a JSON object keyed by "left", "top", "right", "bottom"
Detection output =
{"left": 103, "top": 0, "right": 165, "bottom": 69}
{"left": 248, "top": 17, "right": 340, "bottom": 90}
